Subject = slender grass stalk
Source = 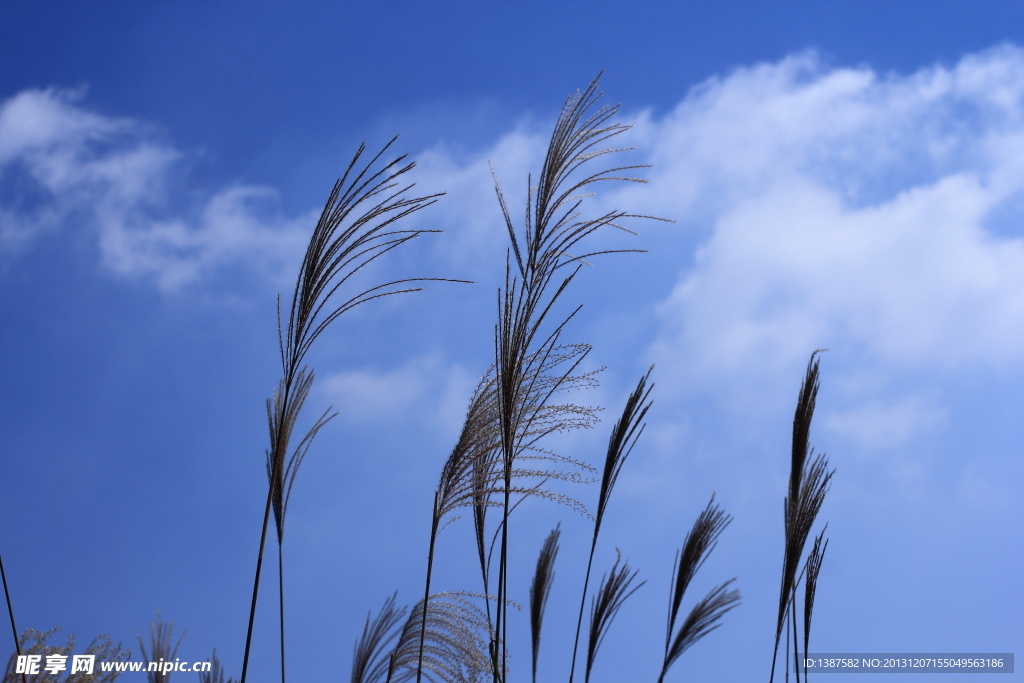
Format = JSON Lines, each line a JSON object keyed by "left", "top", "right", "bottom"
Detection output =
{"left": 277, "top": 544, "right": 285, "bottom": 683}
{"left": 489, "top": 72, "right": 661, "bottom": 681}
{"left": 569, "top": 368, "right": 653, "bottom": 683}
{"left": 585, "top": 552, "right": 645, "bottom": 683}
{"left": 0, "top": 552, "right": 25, "bottom": 683}
{"left": 529, "top": 525, "right": 560, "bottom": 683}
{"left": 770, "top": 351, "right": 834, "bottom": 683}
{"left": 791, "top": 581, "right": 800, "bottom": 683}
{"left": 415, "top": 493, "right": 442, "bottom": 683}
{"left": 658, "top": 496, "right": 741, "bottom": 683}
{"left": 240, "top": 138, "right": 462, "bottom": 683}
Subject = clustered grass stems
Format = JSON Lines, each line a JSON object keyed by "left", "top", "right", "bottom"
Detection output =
{"left": 569, "top": 368, "right": 653, "bottom": 683}
{"left": 528, "top": 525, "right": 560, "bottom": 683}
{"left": 658, "top": 496, "right": 741, "bottom": 683}
{"left": 242, "top": 138, "right": 461, "bottom": 683}
{"left": 489, "top": 72, "right": 660, "bottom": 683}
{"left": 137, "top": 612, "right": 184, "bottom": 683}
{"left": 770, "top": 351, "right": 834, "bottom": 683}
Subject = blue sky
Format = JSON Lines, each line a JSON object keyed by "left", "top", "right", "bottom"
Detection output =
{"left": 2, "top": 3, "right": 1023, "bottom": 681}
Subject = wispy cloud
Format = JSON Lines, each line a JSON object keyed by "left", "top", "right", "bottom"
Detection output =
{"left": 822, "top": 394, "right": 947, "bottom": 451}
{"left": 0, "top": 87, "right": 310, "bottom": 291}
{"left": 320, "top": 355, "right": 478, "bottom": 434}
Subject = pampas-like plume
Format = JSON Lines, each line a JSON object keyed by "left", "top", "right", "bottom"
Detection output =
{"left": 585, "top": 552, "right": 645, "bottom": 683}
{"left": 770, "top": 351, "right": 834, "bottom": 683}
{"left": 658, "top": 496, "right": 740, "bottom": 682}
{"left": 265, "top": 369, "right": 336, "bottom": 546}
{"left": 489, "top": 72, "right": 664, "bottom": 681}
{"left": 441, "top": 345, "right": 601, "bottom": 540}
{"left": 529, "top": 525, "right": 561, "bottom": 683}
{"left": 352, "top": 594, "right": 408, "bottom": 683}
{"left": 386, "top": 593, "right": 494, "bottom": 683}
{"left": 242, "top": 138, "right": 463, "bottom": 683}
{"left": 415, "top": 345, "right": 599, "bottom": 682}
{"left": 662, "top": 579, "right": 741, "bottom": 681}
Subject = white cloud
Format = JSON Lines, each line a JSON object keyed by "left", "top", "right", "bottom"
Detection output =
{"left": 98, "top": 187, "right": 314, "bottom": 291}
{"left": 633, "top": 46, "right": 1024, "bottom": 386}
{"left": 0, "top": 87, "right": 310, "bottom": 291}
{"left": 10, "top": 46, "right": 1024, "bottom": 377}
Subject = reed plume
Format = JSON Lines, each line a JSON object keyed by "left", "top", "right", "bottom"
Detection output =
{"left": 415, "top": 345, "right": 599, "bottom": 681}
{"left": 387, "top": 593, "right": 494, "bottom": 683}
{"left": 242, "top": 138, "right": 461, "bottom": 683}
{"left": 658, "top": 496, "right": 740, "bottom": 683}
{"left": 770, "top": 351, "right": 834, "bottom": 683}
{"left": 351, "top": 593, "right": 407, "bottom": 683}
{"left": 529, "top": 525, "right": 560, "bottom": 683}
{"left": 585, "top": 551, "right": 644, "bottom": 683}
{"left": 490, "top": 72, "right": 661, "bottom": 681}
